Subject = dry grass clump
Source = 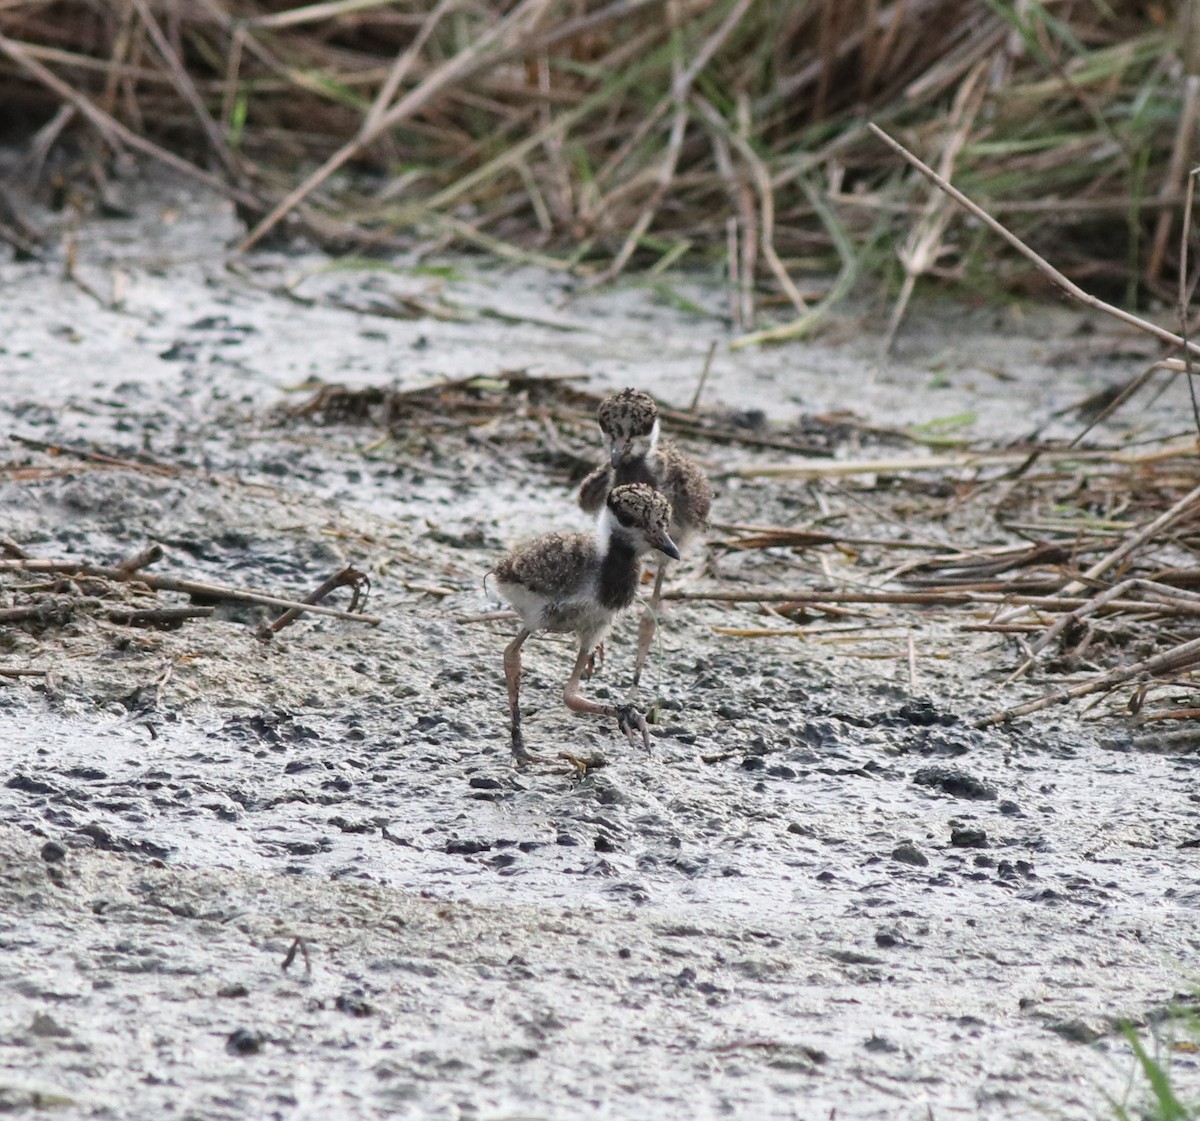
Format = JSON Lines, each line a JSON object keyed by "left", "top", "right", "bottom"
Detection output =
{"left": 0, "top": 0, "right": 1193, "bottom": 323}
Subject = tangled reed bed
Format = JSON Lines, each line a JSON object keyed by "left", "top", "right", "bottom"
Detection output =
{"left": 1, "top": 0, "right": 1196, "bottom": 330}
{"left": 720, "top": 436, "right": 1200, "bottom": 730}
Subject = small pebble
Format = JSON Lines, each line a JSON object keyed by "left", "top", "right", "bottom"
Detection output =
{"left": 892, "top": 842, "right": 929, "bottom": 867}
{"left": 226, "top": 1028, "right": 263, "bottom": 1055}
{"left": 951, "top": 827, "right": 988, "bottom": 848}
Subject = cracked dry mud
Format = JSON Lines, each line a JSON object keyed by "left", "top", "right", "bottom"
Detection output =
{"left": 2, "top": 174, "right": 1199, "bottom": 1120}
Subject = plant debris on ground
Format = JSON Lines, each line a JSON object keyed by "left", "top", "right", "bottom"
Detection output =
{"left": 283, "top": 370, "right": 1200, "bottom": 733}
{"left": 10, "top": 365, "right": 1198, "bottom": 734}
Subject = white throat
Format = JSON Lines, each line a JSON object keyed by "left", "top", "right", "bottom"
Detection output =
{"left": 596, "top": 504, "right": 615, "bottom": 554}
{"left": 595, "top": 506, "right": 647, "bottom": 558}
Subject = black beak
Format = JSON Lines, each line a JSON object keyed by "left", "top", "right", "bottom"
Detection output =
{"left": 655, "top": 532, "right": 680, "bottom": 561}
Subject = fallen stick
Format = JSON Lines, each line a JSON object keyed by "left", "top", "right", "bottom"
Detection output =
{"left": 726, "top": 447, "right": 1127, "bottom": 479}
{"left": 0, "top": 559, "right": 381, "bottom": 625}
{"left": 717, "top": 527, "right": 947, "bottom": 552}
{"left": 262, "top": 565, "right": 370, "bottom": 636}
{"left": 1003, "top": 574, "right": 1200, "bottom": 684}
{"left": 1135, "top": 708, "right": 1200, "bottom": 722}
{"left": 962, "top": 623, "right": 1044, "bottom": 633}
{"left": 662, "top": 588, "right": 1200, "bottom": 613}
{"left": 712, "top": 626, "right": 908, "bottom": 640}
{"left": 10, "top": 434, "right": 179, "bottom": 477}
{"left": 1073, "top": 481, "right": 1200, "bottom": 588}
{"left": 1027, "top": 578, "right": 1200, "bottom": 661}
{"left": 114, "top": 543, "right": 165, "bottom": 576}
{"left": 105, "top": 606, "right": 215, "bottom": 628}
{"left": 977, "top": 634, "right": 1200, "bottom": 728}
{"left": 454, "top": 610, "right": 518, "bottom": 624}
{"left": 0, "top": 599, "right": 88, "bottom": 624}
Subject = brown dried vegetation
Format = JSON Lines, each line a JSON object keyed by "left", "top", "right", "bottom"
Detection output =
{"left": 0, "top": 0, "right": 1193, "bottom": 311}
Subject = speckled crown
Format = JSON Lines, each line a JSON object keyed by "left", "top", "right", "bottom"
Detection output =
{"left": 607, "top": 482, "right": 672, "bottom": 531}
{"left": 597, "top": 388, "right": 658, "bottom": 438}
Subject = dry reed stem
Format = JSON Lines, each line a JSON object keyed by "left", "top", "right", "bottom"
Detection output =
{"left": 531, "top": 54, "right": 572, "bottom": 229}
{"left": 585, "top": 0, "right": 691, "bottom": 288}
{"left": 868, "top": 122, "right": 1200, "bottom": 359}
{"left": 1026, "top": 578, "right": 1200, "bottom": 661}
{"left": 724, "top": 213, "right": 741, "bottom": 327}
{"left": 10, "top": 433, "right": 179, "bottom": 477}
{"left": 732, "top": 179, "right": 856, "bottom": 346}
{"left": 1135, "top": 707, "right": 1200, "bottom": 722}
{"left": 978, "top": 634, "right": 1200, "bottom": 728}
{"left": 689, "top": 340, "right": 717, "bottom": 413}
{"left": 731, "top": 449, "right": 1119, "bottom": 480}
{"left": 882, "top": 58, "right": 988, "bottom": 354}
{"left": 663, "top": 589, "right": 1192, "bottom": 611}
{"left": 0, "top": 558, "right": 381, "bottom": 625}
{"left": 0, "top": 32, "right": 258, "bottom": 209}
{"left": 130, "top": 0, "right": 238, "bottom": 178}
{"left": 1077, "top": 484, "right": 1200, "bottom": 584}
{"left": 719, "top": 528, "right": 945, "bottom": 553}
{"left": 1066, "top": 361, "right": 1178, "bottom": 449}
{"left": 995, "top": 478, "right": 1200, "bottom": 647}
{"left": 1147, "top": 72, "right": 1200, "bottom": 284}
{"left": 362, "top": 0, "right": 457, "bottom": 136}
{"left": 263, "top": 564, "right": 370, "bottom": 635}
{"left": 237, "top": 0, "right": 556, "bottom": 251}
{"left": 1179, "top": 166, "right": 1200, "bottom": 435}
{"left": 705, "top": 114, "right": 747, "bottom": 321}
{"left": 518, "top": 0, "right": 664, "bottom": 56}
{"left": 244, "top": 0, "right": 403, "bottom": 30}
{"left": 693, "top": 95, "right": 807, "bottom": 321}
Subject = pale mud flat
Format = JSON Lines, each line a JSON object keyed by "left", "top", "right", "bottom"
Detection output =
{"left": 1, "top": 171, "right": 1199, "bottom": 1121}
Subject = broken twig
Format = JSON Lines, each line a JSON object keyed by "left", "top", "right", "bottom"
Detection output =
{"left": 0, "top": 559, "right": 381, "bottom": 626}
{"left": 262, "top": 565, "right": 371, "bottom": 636}
{"left": 978, "top": 635, "right": 1200, "bottom": 728}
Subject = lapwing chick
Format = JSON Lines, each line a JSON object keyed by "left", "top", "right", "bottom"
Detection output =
{"left": 493, "top": 483, "right": 679, "bottom": 766}
{"left": 578, "top": 388, "right": 712, "bottom": 686}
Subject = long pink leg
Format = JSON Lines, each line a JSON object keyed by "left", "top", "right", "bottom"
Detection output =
{"left": 632, "top": 562, "right": 668, "bottom": 687}
{"left": 582, "top": 641, "right": 605, "bottom": 681}
{"left": 563, "top": 644, "right": 650, "bottom": 749}
{"left": 504, "top": 628, "right": 539, "bottom": 765}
